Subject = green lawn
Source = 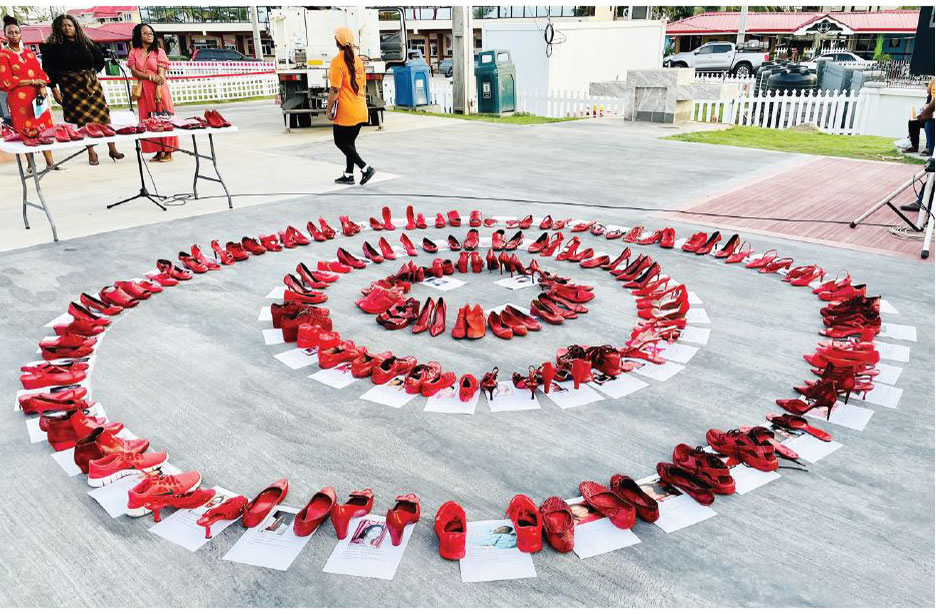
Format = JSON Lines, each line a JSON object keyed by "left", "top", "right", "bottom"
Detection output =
{"left": 665, "top": 125, "right": 924, "bottom": 164}
{"left": 390, "top": 108, "right": 580, "bottom": 124}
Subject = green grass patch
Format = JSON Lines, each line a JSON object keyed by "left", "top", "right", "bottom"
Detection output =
{"left": 390, "top": 108, "right": 579, "bottom": 124}
{"left": 666, "top": 125, "right": 924, "bottom": 164}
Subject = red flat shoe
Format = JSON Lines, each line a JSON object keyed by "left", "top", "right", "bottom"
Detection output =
{"left": 197, "top": 495, "right": 248, "bottom": 538}
{"left": 330, "top": 488, "right": 374, "bottom": 539}
{"left": 539, "top": 496, "right": 574, "bottom": 552}
{"left": 294, "top": 486, "right": 337, "bottom": 537}
{"left": 225, "top": 242, "right": 250, "bottom": 261}
{"left": 435, "top": 213, "right": 446, "bottom": 228}
{"left": 99, "top": 285, "right": 139, "bottom": 309}
{"left": 579, "top": 480, "right": 636, "bottom": 529}
{"left": 386, "top": 493, "right": 420, "bottom": 546}
{"left": 656, "top": 462, "right": 715, "bottom": 506}
{"left": 530, "top": 299, "right": 563, "bottom": 325}
{"left": 672, "top": 444, "right": 736, "bottom": 495}
{"left": 350, "top": 351, "right": 392, "bottom": 378}
{"left": 422, "top": 237, "right": 439, "bottom": 253}
{"left": 505, "top": 305, "right": 541, "bottom": 331}
{"left": 767, "top": 413, "right": 832, "bottom": 442}
{"left": 506, "top": 494, "right": 543, "bottom": 553}
{"left": 610, "top": 474, "right": 659, "bottom": 522}
{"left": 242, "top": 236, "right": 267, "bottom": 255}
{"left": 435, "top": 500, "right": 467, "bottom": 560}
{"left": 487, "top": 311, "right": 513, "bottom": 339}
{"left": 447, "top": 210, "right": 462, "bottom": 227}
{"left": 115, "top": 279, "right": 153, "bottom": 300}
{"left": 372, "top": 355, "right": 416, "bottom": 384}
{"left": 20, "top": 364, "right": 86, "bottom": 390}
{"left": 18, "top": 388, "right": 90, "bottom": 414}
{"left": 242, "top": 478, "right": 289, "bottom": 528}
{"left": 469, "top": 210, "right": 482, "bottom": 227}
{"left": 458, "top": 373, "right": 479, "bottom": 401}
{"left": 80, "top": 292, "right": 122, "bottom": 316}
{"left": 319, "top": 260, "right": 351, "bottom": 274}
{"left": 422, "top": 370, "right": 456, "bottom": 396}
{"left": 259, "top": 234, "right": 283, "bottom": 252}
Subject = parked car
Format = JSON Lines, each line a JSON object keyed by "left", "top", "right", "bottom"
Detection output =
{"left": 190, "top": 48, "right": 262, "bottom": 62}
{"left": 663, "top": 41, "right": 770, "bottom": 77}
{"left": 438, "top": 58, "right": 453, "bottom": 77}
{"left": 802, "top": 51, "right": 875, "bottom": 70}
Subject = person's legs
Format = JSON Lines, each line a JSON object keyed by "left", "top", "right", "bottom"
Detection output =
{"left": 333, "top": 124, "right": 357, "bottom": 184}
{"left": 345, "top": 124, "right": 376, "bottom": 185}
{"left": 907, "top": 118, "right": 921, "bottom": 152}
{"left": 41, "top": 150, "right": 55, "bottom": 169}
{"left": 923, "top": 119, "right": 934, "bottom": 155}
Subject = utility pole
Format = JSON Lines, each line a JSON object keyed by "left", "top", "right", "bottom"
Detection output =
{"left": 736, "top": 5, "right": 748, "bottom": 46}
{"left": 249, "top": 5, "right": 264, "bottom": 59}
{"left": 452, "top": 6, "right": 475, "bottom": 115}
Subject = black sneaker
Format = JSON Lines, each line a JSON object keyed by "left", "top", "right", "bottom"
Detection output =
{"left": 900, "top": 202, "right": 922, "bottom": 212}
{"left": 360, "top": 166, "right": 376, "bottom": 185}
{"left": 334, "top": 175, "right": 355, "bottom": 185}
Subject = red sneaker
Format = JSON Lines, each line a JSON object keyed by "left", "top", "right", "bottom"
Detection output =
{"left": 88, "top": 451, "right": 169, "bottom": 487}
{"left": 73, "top": 427, "right": 150, "bottom": 474}
{"left": 127, "top": 471, "right": 204, "bottom": 520}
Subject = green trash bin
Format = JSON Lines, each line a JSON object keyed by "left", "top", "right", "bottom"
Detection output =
{"left": 475, "top": 49, "right": 516, "bottom": 114}
{"left": 105, "top": 59, "right": 121, "bottom": 76}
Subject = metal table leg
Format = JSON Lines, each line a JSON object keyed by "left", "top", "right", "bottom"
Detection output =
{"left": 192, "top": 135, "right": 200, "bottom": 200}
{"left": 191, "top": 133, "right": 233, "bottom": 210}
{"left": 16, "top": 154, "right": 29, "bottom": 229}
{"left": 16, "top": 152, "right": 59, "bottom": 241}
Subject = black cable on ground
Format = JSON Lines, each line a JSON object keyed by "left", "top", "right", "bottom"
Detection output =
{"left": 165, "top": 189, "right": 922, "bottom": 229}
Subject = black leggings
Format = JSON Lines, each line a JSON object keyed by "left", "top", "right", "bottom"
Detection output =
{"left": 333, "top": 123, "right": 366, "bottom": 174}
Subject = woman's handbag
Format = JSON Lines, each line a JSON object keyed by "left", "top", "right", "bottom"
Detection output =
{"left": 131, "top": 80, "right": 143, "bottom": 102}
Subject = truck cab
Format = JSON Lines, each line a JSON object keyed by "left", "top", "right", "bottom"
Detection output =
{"left": 271, "top": 6, "right": 406, "bottom": 130}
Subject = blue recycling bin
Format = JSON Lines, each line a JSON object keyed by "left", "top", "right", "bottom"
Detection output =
{"left": 392, "top": 49, "right": 431, "bottom": 107}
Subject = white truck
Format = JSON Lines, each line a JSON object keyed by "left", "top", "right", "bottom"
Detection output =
{"left": 269, "top": 7, "right": 406, "bottom": 129}
{"left": 663, "top": 41, "right": 770, "bottom": 77}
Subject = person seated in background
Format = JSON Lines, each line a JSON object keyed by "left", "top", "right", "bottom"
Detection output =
{"left": 904, "top": 77, "right": 935, "bottom": 155}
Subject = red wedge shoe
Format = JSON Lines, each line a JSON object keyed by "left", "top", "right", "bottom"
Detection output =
{"left": 330, "top": 488, "right": 374, "bottom": 540}
{"left": 386, "top": 493, "right": 420, "bottom": 546}
{"left": 294, "top": 486, "right": 337, "bottom": 537}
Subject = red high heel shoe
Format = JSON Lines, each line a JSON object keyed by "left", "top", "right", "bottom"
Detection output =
{"left": 541, "top": 232, "right": 565, "bottom": 257}
{"left": 470, "top": 251, "right": 484, "bottom": 273}
{"left": 362, "top": 241, "right": 384, "bottom": 263}
{"left": 480, "top": 367, "right": 499, "bottom": 400}
{"left": 694, "top": 231, "right": 721, "bottom": 255}
{"left": 506, "top": 494, "right": 543, "bottom": 553}
{"left": 79, "top": 292, "right": 122, "bottom": 316}
{"left": 412, "top": 297, "right": 435, "bottom": 334}
{"left": 306, "top": 221, "right": 327, "bottom": 242}
{"left": 434, "top": 212, "right": 446, "bottom": 228}
{"left": 197, "top": 495, "right": 248, "bottom": 538}
{"left": 713, "top": 233, "right": 740, "bottom": 258}
{"left": 381, "top": 205, "right": 395, "bottom": 230}
{"left": 724, "top": 241, "right": 754, "bottom": 263}
{"left": 540, "top": 361, "right": 557, "bottom": 393}
{"left": 337, "top": 247, "right": 367, "bottom": 269}
{"left": 405, "top": 204, "right": 417, "bottom": 230}
{"left": 539, "top": 496, "right": 574, "bottom": 552}
{"left": 242, "top": 479, "right": 289, "bottom": 528}
{"left": 513, "top": 366, "right": 542, "bottom": 399}
{"left": 469, "top": 210, "right": 482, "bottom": 227}
{"left": 435, "top": 501, "right": 467, "bottom": 560}
{"left": 759, "top": 256, "right": 793, "bottom": 274}
{"left": 386, "top": 493, "right": 420, "bottom": 546}
{"left": 705, "top": 429, "right": 778, "bottom": 472}
{"left": 294, "top": 486, "right": 337, "bottom": 537}
{"left": 430, "top": 297, "right": 447, "bottom": 336}
{"left": 339, "top": 215, "right": 361, "bottom": 236}
{"left": 330, "top": 489, "right": 375, "bottom": 540}
{"left": 399, "top": 233, "right": 418, "bottom": 256}
{"left": 744, "top": 249, "right": 778, "bottom": 269}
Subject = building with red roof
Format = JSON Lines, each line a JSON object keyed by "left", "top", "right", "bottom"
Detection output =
{"left": 666, "top": 9, "right": 920, "bottom": 61}
{"left": 67, "top": 6, "right": 140, "bottom": 25}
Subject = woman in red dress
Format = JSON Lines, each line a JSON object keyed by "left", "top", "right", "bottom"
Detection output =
{"left": 1, "top": 15, "right": 56, "bottom": 173}
{"left": 127, "top": 23, "right": 177, "bottom": 162}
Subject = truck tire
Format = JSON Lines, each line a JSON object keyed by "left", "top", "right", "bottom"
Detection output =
{"left": 732, "top": 62, "right": 753, "bottom": 77}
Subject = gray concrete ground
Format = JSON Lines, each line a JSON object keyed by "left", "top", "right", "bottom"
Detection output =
{"left": 0, "top": 103, "right": 932, "bottom": 607}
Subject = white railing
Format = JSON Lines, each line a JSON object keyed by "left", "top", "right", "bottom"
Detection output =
{"left": 516, "top": 89, "right": 627, "bottom": 118}
{"left": 693, "top": 88, "right": 863, "bottom": 135}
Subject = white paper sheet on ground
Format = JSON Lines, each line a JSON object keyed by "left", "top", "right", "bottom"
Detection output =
{"left": 672, "top": 237, "right": 688, "bottom": 250}
{"left": 360, "top": 383, "right": 417, "bottom": 409}
{"left": 685, "top": 308, "right": 711, "bottom": 324}
{"left": 310, "top": 366, "right": 358, "bottom": 389}
{"left": 879, "top": 322, "right": 917, "bottom": 342}
{"left": 564, "top": 496, "right": 640, "bottom": 559}
{"left": 487, "top": 382, "right": 540, "bottom": 412}
{"left": 420, "top": 277, "right": 467, "bottom": 292}
{"left": 51, "top": 448, "right": 83, "bottom": 476}
{"left": 273, "top": 347, "right": 318, "bottom": 370}
{"left": 657, "top": 342, "right": 699, "bottom": 364}
{"left": 265, "top": 286, "right": 286, "bottom": 300}
{"left": 875, "top": 341, "right": 910, "bottom": 363}
{"left": 322, "top": 514, "right": 414, "bottom": 580}
{"left": 636, "top": 476, "right": 716, "bottom": 533}
{"left": 860, "top": 382, "right": 903, "bottom": 408}
{"left": 262, "top": 329, "right": 286, "bottom": 346}
{"left": 494, "top": 275, "right": 537, "bottom": 291}
{"left": 678, "top": 327, "right": 711, "bottom": 346}
{"left": 424, "top": 388, "right": 478, "bottom": 414}
{"left": 149, "top": 486, "right": 239, "bottom": 551}
{"left": 545, "top": 381, "right": 605, "bottom": 409}
{"left": 806, "top": 401, "right": 873, "bottom": 431}
{"left": 729, "top": 464, "right": 781, "bottom": 495}
{"left": 88, "top": 462, "right": 180, "bottom": 518}
{"left": 873, "top": 362, "right": 902, "bottom": 386}
{"left": 257, "top": 305, "right": 272, "bottom": 322}
{"left": 44, "top": 313, "right": 73, "bottom": 328}
{"left": 878, "top": 299, "right": 898, "bottom": 314}
{"left": 632, "top": 361, "right": 684, "bottom": 382}
{"left": 479, "top": 236, "right": 492, "bottom": 248}
{"left": 587, "top": 373, "right": 648, "bottom": 399}
{"left": 222, "top": 505, "right": 311, "bottom": 571}
{"left": 687, "top": 291, "right": 703, "bottom": 305}
{"left": 784, "top": 434, "right": 842, "bottom": 463}
{"left": 460, "top": 519, "right": 536, "bottom": 583}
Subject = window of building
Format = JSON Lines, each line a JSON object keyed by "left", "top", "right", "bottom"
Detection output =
{"left": 410, "top": 36, "right": 426, "bottom": 55}
{"left": 430, "top": 41, "right": 439, "bottom": 58}
{"left": 445, "top": 34, "right": 452, "bottom": 56}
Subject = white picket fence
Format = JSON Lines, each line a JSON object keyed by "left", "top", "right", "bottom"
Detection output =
{"left": 93, "top": 61, "right": 278, "bottom": 107}
{"left": 693, "top": 88, "right": 863, "bottom": 135}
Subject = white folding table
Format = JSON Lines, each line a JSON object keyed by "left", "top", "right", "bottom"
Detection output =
{"left": 0, "top": 125, "right": 237, "bottom": 242}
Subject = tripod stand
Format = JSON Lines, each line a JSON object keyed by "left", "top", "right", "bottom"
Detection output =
{"left": 106, "top": 53, "right": 167, "bottom": 211}
{"left": 850, "top": 157, "right": 934, "bottom": 259}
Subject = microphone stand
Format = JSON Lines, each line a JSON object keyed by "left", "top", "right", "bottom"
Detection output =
{"left": 106, "top": 48, "right": 167, "bottom": 210}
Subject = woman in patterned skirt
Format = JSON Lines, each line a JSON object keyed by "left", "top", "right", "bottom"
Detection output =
{"left": 40, "top": 14, "right": 123, "bottom": 165}
{"left": 1, "top": 15, "right": 56, "bottom": 174}
{"left": 127, "top": 23, "right": 178, "bottom": 162}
